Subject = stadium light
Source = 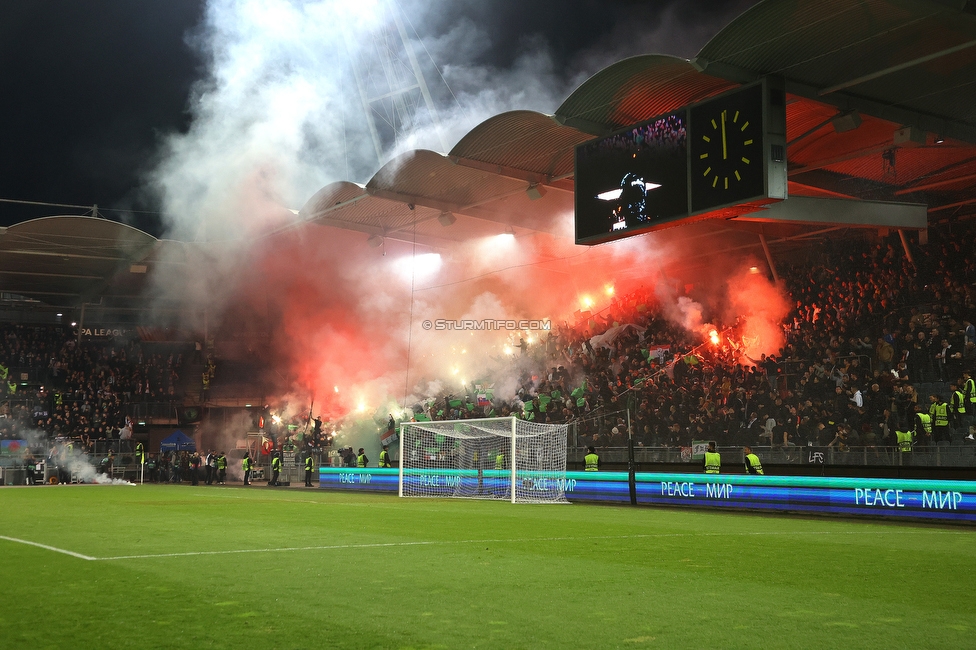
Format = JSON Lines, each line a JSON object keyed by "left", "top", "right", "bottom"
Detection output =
{"left": 394, "top": 253, "right": 442, "bottom": 281}
{"left": 437, "top": 211, "right": 456, "bottom": 227}
{"left": 526, "top": 184, "right": 547, "bottom": 200}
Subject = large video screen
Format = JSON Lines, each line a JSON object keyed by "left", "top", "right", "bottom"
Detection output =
{"left": 574, "top": 111, "right": 689, "bottom": 245}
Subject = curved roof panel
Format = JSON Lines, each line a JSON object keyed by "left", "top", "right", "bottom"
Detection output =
{"left": 0, "top": 216, "right": 160, "bottom": 307}
{"left": 300, "top": 181, "right": 369, "bottom": 219}
{"left": 12, "top": 0, "right": 976, "bottom": 313}
{"left": 449, "top": 110, "right": 588, "bottom": 179}
{"left": 367, "top": 149, "right": 528, "bottom": 209}
{"left": 555, "top": 54, "right": 736, "bottom": 130}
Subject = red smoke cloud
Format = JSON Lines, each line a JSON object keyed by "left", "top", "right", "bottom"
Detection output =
{"left": 210, "top": 214, "right": 790, "bottom": 420}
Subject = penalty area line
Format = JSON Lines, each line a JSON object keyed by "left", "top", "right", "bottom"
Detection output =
{"left": 0, "top": 535, "right": 97, "bottom": 561}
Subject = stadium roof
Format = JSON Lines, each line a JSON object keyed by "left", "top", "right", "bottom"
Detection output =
{"left": 3, "top": 0, "right": 976, "bottom": 314}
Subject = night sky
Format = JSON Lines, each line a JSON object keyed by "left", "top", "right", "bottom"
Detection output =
{"left": 0, "top": 0, "right": 755, "bottom": 236}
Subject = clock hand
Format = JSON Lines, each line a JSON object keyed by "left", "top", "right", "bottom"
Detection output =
{"left": 721, "top": 109, "right": 727, "bottom": 160}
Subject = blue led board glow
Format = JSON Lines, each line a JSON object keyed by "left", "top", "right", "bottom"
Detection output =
{"left": 319, "top": 467, "right": 400, "bottom": 491}
{"left": 319, "top": 468, "right": 976, "bottom": 522}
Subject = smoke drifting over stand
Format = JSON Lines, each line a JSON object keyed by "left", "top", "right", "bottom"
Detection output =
{"left": 146, "top": 0, "right": 774, "bottom": 455}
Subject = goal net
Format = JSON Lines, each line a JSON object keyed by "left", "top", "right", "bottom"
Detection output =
{"left": 399, "top": 417, "right": 569, "bottom": 504}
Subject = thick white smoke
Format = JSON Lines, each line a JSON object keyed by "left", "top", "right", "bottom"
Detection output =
{"left": 146, "top": 0, "right": 770, "bottom": 459}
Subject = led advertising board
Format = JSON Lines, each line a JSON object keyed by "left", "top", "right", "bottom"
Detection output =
{"left": 319, "top": 468, "right": 976, "bottom": 523}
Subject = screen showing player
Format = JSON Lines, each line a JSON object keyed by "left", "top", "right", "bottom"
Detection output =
{"left": 575, "top": 111, "right": 689, "bottom": 244}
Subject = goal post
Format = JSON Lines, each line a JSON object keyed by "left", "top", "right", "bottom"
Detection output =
{"left": 398, "top": 416, "right": 569, "bottom": 504}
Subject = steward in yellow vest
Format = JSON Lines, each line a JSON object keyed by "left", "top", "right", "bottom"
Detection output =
{"left": 929, "top": 395, "right": 951, "bottom": 443}
{"left": 584, "top": 446, "right": 599, "bottom": 471}
{"left": 743, "top": 445, "right": 764, "bottom": 475}
{"left": 896, "top": 428, "right": 914, "bottom": 452}
{"left": 703, "top": 442, "right": 721, "bottom": 474}
{"left": 950, "top": 383, "right": 967, "bottom": 426}
{"left": 304, "top": 454, "right": 315, "bottom": 487}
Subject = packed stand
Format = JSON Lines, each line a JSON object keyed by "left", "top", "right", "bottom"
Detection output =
{"left": 0, "top": 325, "right": 188, "bottom": 451}
{"left": 405, "top": 225, "right": 976, "bottom": 455}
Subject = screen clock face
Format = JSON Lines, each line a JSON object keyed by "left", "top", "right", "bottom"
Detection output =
{"left": 689, "top": 83, "right": 765, "bottom": 213}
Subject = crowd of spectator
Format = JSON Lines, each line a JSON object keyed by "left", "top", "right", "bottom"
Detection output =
{"left": 0, "top": 326, "right": 190, "bottom": 450}
{"left": 4, "top": 222, "right": 976, "bottom": 461}
{"left": 411, "top": 224, "right": 976, "bottom": 452}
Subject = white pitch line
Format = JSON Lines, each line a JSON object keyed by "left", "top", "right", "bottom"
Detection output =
{"left": 0, "top": 535, "right": 97, "bottom": 561}
{"left": 93, "top": 529, "right": 964, "bottom": 561}
{"left": 1, "top": 529, "right": 966, "bottom": 562}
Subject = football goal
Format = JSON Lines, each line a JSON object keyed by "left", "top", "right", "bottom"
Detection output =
{"left": 398, "top": 417, "right": 569, "bottom": 504}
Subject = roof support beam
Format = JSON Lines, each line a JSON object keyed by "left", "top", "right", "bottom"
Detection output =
{"left": 788, "top": 180, "right": 861, "bottom": 200}
{"left": 448, "top": 156, "right": 574, "bottom": 192}
{"left": 366, "top": 184, "right": 547, "bottom": 230}
{"left": 788, "top": 143, "right": 896, "bottom": 176}
{"left": 896, "top": 171, "right": 976, "bottom": 195}
{"left": 692, "top": 59, "right": 976, "bottom": 144}
{"left": 928, "top": 197, "right": 976, "bottom": 212}
{"left": 310, "top": 215, "right": 454, "bottom": 249}
{"left": 788, "top": 78, "right": 976, "bottom": 145}
{"left": 0, "top": 270, "right": 102, "bottom": 280}
{"left": 0, "top": 249, "right": 128, "bottom": 262}
{"left": 818, "top": 39, "right": 976, "bottom": 96}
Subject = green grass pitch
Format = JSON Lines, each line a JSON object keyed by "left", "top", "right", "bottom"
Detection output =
{"left": 0, "top": 484, "right": 973, "bottom": 649}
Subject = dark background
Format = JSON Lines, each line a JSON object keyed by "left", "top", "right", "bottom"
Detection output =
{"left": 0, "top": 0, "right": 757, "bottom": 236}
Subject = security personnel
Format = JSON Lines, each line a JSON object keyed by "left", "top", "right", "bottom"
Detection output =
{"left": 146, "top": 454, "right": 158, "bottom": 483}
{"left": 929, "top": 394, "right": 951, "bottom": 444}
{"left": 965, "top": 371, "right": 976, "bottom": 411}
{"left": 304, "top": 454, "right": 314, "bottom": 487}
{"left": 703, "top": 442, "right": 721, "bottom": 474}
{"left": 356, "top": 447, "right": 369, "bottom": 467}
{"left": 584, "top": 446, "right": 599, "bottom": 471}
{"left": 915, "top": 408, "right": 933, "bottom": 446}
{"left": 495, "top": 450, "right": 505, "bottom": 470}
{"left": 242, "top": 453, "right": 252, "bottom": 486}
{"left": 270, "top": 453, "right": 282, "bottom": 486}
{"left": 895, "top": 424, "right": 914, "bottom": 452}
{"left": 743, "top": 445, "right": 764, "bottom": 475}
{"left": 950, "top": 382, "right": 967, "bottom": 430}
{"left": 378, "top": 445, "right": 392, "bottom": 468}
{"left": 215, "top": 452, "right": 227, "bottom": 484}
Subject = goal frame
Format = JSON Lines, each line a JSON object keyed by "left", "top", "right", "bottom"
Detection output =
{"left": 398, "top": 416, "right": 566, "bottom": 504}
